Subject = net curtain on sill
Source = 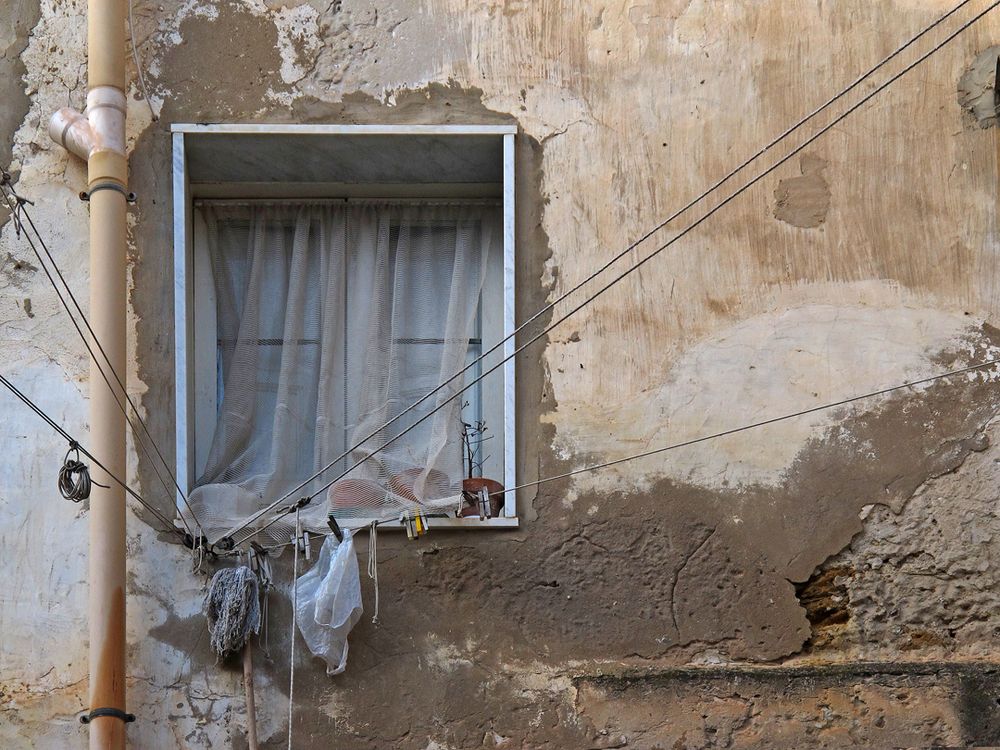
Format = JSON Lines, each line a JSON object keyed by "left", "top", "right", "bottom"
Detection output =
{"left": 185, "top": 202, "right": 500, "bottom": 547}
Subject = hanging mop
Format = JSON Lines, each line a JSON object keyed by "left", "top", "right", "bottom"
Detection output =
{"left": 206, "top": 564, "right": 262, "bottom": 749}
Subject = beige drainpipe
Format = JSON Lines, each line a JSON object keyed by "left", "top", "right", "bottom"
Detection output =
{"left": 49, "top": 0, "right": 129, "bottom": 746}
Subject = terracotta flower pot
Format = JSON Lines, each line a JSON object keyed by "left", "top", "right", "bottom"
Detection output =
{"left": 460, "top": 477, "right": 504, "bottom": 518}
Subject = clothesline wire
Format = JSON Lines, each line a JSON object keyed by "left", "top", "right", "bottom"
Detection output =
{"left": 0, "top": 175, "right": 204, "bottom": 540}
{"left": 287, "top": 507, "right": 301, "bottom": 750}
{"left": 0, "top": 177, "right": 201, "bottom": 539}
{"left": 218, "top": 0, "right": 977, "bottom": 543}
{"left": 501, "top": 359, "right": 1000, "bottom": 495}
{"left": 258, "top": 357, "right": 1000, "bottom": 553}
{"left": 0, "top": 371, "right": 187, "bottom": 541}
{"left": 225, "top": 0, "right": 999, "bottom": 548}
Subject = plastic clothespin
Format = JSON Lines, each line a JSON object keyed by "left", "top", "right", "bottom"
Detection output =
{"left": 401, "top": 512, "right": 414, "bottom": 541}
{"left": 290, "top": 527, "right": 310, "bottom": 558}
{"left": 478, "top": 487, "right": 489, "bottom": 520}
{"left": 326, "top": 513, "right": 344, "bottom": 543}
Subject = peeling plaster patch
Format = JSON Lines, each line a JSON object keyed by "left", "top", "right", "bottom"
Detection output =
{"left": 127, "top": 518, "right": 287, "bottom": 746}
{"left": 424, "top": 634, "right": 475, "bottom": 673}
{"left": 142, "top": 0, "right": 222, "bottom": 80}
{"left": 574, "top": 666, "right": 982, "bottom": 748}
{"left": 1, "top": 251, "right": 39, "bottom": 287}
{"left": 319, "top": 689, "right": 354, "bottom": 727}
{"left": 0, "top": 0, "right": 41, "bottom": 181}
{"left": 272, "top": 0, "right": 433, "bottom": 103}
{"left": 669, "top": 0, "right": 756, "bottom": 56}
{"left": 12, "top": 0, "right": 1000, "bottom": 746}
{"left": 124, "top": 80, "right": 158, "bottom": 146}
{"left": 482, "top": 82, "right": 591, "bottom": 142}
{"left": 232, "top": 0, "right": 269, "bottom": 14}
{"left": 0, "top": 363, "right": 90, "bottom": 747}
{"left": 273, "top": 3, "right": 321, "bottom": 86}
{"left": 794, "top": 564, "right": 852, "bottom": 651}
{"left": 773, "top": 153, "right": 831, "bottom": 228}
{"left": 0, "top": 0, "right": 262, "bottom": 741}
{"left": 154, "top": 0, "right": 218, "bottom": 49}
{"left": 155, "top": 0, "right": 287, "bottom": 117}
{"left": 688, "top": 647, "right": 731, "bottom": 665}
{"left": 507, "top": 663, "right": 575, "bottom": 697}
{"left": 958, "top": 45, "right": 1000, "bottom": 129}
{"left": 265, "top": 87, "right": 299, "bottom": 106}
{"left": 801, "top": 416, "right": 1000, "bottom": 661}
{"left": 0, "top": 0, "right": 92, "bottom": 376}
{"left": 548, "top": 299, "right": 988, "bottom": 495}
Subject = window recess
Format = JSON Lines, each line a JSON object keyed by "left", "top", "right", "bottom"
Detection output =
{"left": 173, "top": 125, "right": 517, "bottom": 538}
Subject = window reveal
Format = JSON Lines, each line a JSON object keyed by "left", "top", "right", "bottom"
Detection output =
{"left": 187, "top": 202, "right": 502, "bottom": 535}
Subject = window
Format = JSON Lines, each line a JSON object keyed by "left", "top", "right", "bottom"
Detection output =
{"left": 173, "top": 125, "right": 517, "bottom": 539}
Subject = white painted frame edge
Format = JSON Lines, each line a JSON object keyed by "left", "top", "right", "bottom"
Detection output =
{"left": 502, "top": 132, "right": 516, "bottom": 518}
{"left": 340, "top": 516, "right": 520, "bottom": 531}
{"left": 172, "top": 125, "right": 519, "bottom": 531}
{"left": 172, "top": 131, "right": 192, "bottom": 525}
{"left": 170, "top": 123, "right": 518, "bottom": 135}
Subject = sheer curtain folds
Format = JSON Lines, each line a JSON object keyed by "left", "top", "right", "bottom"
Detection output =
{"left": 185, "top": 202, "right": 500, "bottom": 545}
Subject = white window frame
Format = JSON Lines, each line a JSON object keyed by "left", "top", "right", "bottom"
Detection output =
{"left": 172, "top": 123, "right": 518, "bottom": 529}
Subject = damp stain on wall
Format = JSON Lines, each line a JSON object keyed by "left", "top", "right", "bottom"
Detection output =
{"left": 773, "top": 153, "right": 831, "bottom": 229}
{"left": 958, "top": 44, "right": 1000, "bottom": 130}
{"left": 5, "top": 0, "right": 1000, "bottom": 747}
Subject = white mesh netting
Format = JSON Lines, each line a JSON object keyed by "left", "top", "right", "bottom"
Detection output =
{"left": 182, "top": 201, "right": 500, "bottom": 547}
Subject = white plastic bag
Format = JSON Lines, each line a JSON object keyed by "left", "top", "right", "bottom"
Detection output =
{"left": 296, "top": 530, "right": 363, "bottom": 675}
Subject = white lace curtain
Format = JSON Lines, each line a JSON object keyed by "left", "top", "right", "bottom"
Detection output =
{"left": 185, "top": 202, "right": 500, "bottom": 544}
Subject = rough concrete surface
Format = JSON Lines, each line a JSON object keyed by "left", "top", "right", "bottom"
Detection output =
{"left": 5, "top": 0, "right": 1000, "bottom": 747}
{"left": 576, "top": 663, "right": 1000, "bottom": 748}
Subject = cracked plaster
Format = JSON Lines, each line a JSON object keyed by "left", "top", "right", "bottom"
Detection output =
{"left": 5, "top": 0, "right": 1000, "bottom": 747}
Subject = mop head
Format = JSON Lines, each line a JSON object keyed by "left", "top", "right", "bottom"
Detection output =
{"left": 206, "top": 565, "right": 261, "bottom": 660}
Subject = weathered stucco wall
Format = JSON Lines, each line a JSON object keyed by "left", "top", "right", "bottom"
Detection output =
{"left": 5, "top": 0, "right": 1000, "bottom": 747}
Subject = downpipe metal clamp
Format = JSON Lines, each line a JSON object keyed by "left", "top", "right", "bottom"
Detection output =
{"left": 79, "top": 182, "right": 137, "bottom": 203}
{"left": 79, "top": 707, "right": 136, "bottom": 724}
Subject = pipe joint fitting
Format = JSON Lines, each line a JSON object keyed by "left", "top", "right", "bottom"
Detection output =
{"left": 85, "top": 86, "right": 127, "bottom": 158}
{"left": 49, "top": 107, "right": 93, "bottom": 161}
{"left": 48, "top": 86, "right": 127, "bottom": 165}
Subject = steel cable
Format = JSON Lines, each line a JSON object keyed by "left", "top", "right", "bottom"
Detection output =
{"left": 0, "top": 176, "right": 204, "bottom": 539}
{"left": 226, "top": 0, "right": 1000, "bottom": 547}
{"left": 0, "top": 372, "right": 187, "bottom": 540}
{"left": 257, "top": 357, "right": 1000, "bottom": 552}
{"left": 58, "top": 441, "right": 109, "bottom": 502}
{"left": 214, "top": 0, "right": 981, "bottom": 542}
